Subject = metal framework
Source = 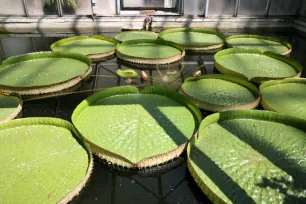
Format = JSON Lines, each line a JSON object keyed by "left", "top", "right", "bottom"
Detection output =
{"left": 16, "top": 0, "right": 305, "bottom": 18}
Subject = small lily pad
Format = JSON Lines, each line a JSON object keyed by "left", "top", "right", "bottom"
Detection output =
{"left": 116, "top": 69, "right": 139, "bottom": 79}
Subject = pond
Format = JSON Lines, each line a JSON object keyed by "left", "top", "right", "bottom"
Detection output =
{"left": 1, "top": 29, "right": 306, "bottom": 204}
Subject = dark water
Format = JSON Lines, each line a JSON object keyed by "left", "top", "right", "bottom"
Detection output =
{"left": 2, "top": 29, "right": 306, "bottom": 204}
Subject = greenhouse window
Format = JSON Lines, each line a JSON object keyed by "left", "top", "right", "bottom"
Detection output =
{"left": 118, "top": 0, "right": 182, "bottom": 15}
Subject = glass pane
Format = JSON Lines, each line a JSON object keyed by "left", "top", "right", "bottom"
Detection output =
{"left": 0, "top": 38, "right": 34, "bottom": 58}
{"left": 208, "top": 0, "right": 236, "bottom": 16}
{"left": 95, "top": 0, "right": 117, "bottom": 16}
{"left": 122, "top": 0, "right": 177, "bottom": 9}
{"left": 32, "top": 37, "right": 60, "bottom": 51}
{"left": 269, "top": 0, "right": 301, "bottom": 16}
{"left": 184, "top": 0, "right": 205, "bottom": 16}
{"left": 300, "top": 0, "right": 306, "bottom": 19}
{"left": 25, "top": 0, "right": 57, "bottom": 16}
{"left": 62, "top": 0, "right": 92, "bottom": 15}
{"left": 0, "top": 0, "right": 26, "bottom": 16}
{"left": 238, "top": 0, "right": 268, "bottom": 16}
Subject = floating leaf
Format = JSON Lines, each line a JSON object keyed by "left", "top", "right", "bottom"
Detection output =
{"left": 181, "top": 74, "right": 260, "bottom": 112}
{"left": 116, "top": 69, "right": 139, "bottom": 79}
{"left": 226, "top": 34, "right": 292, "bottom": 55}
{"left": 116, "top": 39, "right": 185, "bottom": 65}
{"left": 214, "top": 48, "right": 302, "bottom": 83}
{"left": 159, "top": 28, "right": 225, "bottom": 52}
{"left": 51, "top": 36, "right": 117, "bottom": 62}
{"left": 188, "top": 110, "right": 306, "bottom": 204}
{"left": 260, "top": 78, "right": 306, "bottom": 120}
{"left": 0, "top": 118, "right": 93, "bottom": 203}
{"left": 0, "top": 51, "right": 91, "bottom": 95}
{"left": 72, "top": 86, "right": 201, "bottom": 168}
{"left": 114, "top": 31, "right": 158, "bottom": 42}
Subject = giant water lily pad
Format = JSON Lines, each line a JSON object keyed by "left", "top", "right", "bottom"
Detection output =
{"left": 72, "top": 86, "right": 201, "bottom": 168}
{"left": 214, "top": 48, "right": 303, "bottom": 83}
{"left": 188, "top": 110, "right": 306, "bottom": 204}
{"left": 180, "top": 74, "right": 260, "bottom": 112}
{"left": 51, "top": 36, "right": 117, "bottom": 62}
{"left": 0, "top": 118, "right": 93, "bottom": 203}
{"left": 0, "top": 93, "right": 22, "bottom": 123}
{"left": 226, "top": 35, "right": 292, "bottom": 55}
{"left": 260, "top": 78, "right": 306, "bottom": 120}
{"left": 159, "top": 28, "right": 225, "bottom": 52}
{"left": 0, "top": 52, "right": 92, "bottom": 95}
{"left": 116, "top": 39, "right": 185, "bottom": 65}
{"left": 114, "top": 31, "right": 158, "bottom": 42}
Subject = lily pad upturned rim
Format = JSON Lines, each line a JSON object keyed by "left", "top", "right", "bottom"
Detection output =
{"left": 159, "top": 28, "right": 226, "bottom": 52}
{"left": 214, "top": 48, "right": 303, "bottom": 84}
{"left": 226, "top": 34, "right": 292, "bottom": 56}
{"left": 187, "top": 110, "right": 306, "bottom": 204}
{"left": 180, "top": 74, "right": 260, "bottom": 112}
{"left": 114, "top": 31, "right": 159, "bottom": 42}
{"left": 0, "top": 51, "right": 92, "bottom": 95}
{"left": 115, "top": 39, "right": 185, "bottom": 65}
{"left": 0, "top": 93, "right": 22, "bottom": 123}
{"left": 50, "top": 35, "right": 118, "bottom": 62}
{"left": 260, "top": 78, "right": 306, "bottom": 112}
{"left": 72, "top": 86, "right": 202, "bottom": 168}
{"left": 0, "top": 117, "right": 93, "bottom": 204}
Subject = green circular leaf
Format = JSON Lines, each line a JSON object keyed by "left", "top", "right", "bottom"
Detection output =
{"left": 159, "top": 28, "right": 225, "bottom": 51}
{"left": 214, "top": 48, "right": 302, "bottom": 83}
{"left": 51, "top": 36, "right": 116, "bottom": 56}
{"left": 0, "top": 118, "right": 92, "bottom": 203}
{"left": 226, "top": 35, "right": 291, "bottom": 55}
{"left": 114, "top": 31, "right": 158, "bottom": 42}
{"left": 260, "top": 78, "right": 306, "bottom": 120}
{"left": 188, "top": 110, "right": 306, "bottom": 203}
{"left": 116, "top": 39, "right": 185, "bottom": 65}
{"left": 0, "top": 52, "right": 91, "bottom": 95}
{"left": 72, "top": 86, "right": 201, "bottom": 168}
{"left": 181, "top": 74, "right": 260, "bottom": 111}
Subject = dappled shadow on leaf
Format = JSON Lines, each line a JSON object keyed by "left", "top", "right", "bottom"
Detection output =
{"left": 219, "top": 120, "right": 306, "bottom": 203}
{"left": 88, "top": 97, "right": 255, "bottom": 203}
{"left": 189, "top": 145, "right": 255, "bottom": 203}
{"left": 256, "top": 177, "right": 306, "bottom": 203}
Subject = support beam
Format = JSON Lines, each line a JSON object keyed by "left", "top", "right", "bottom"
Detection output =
{"left": 0, "top": 16, "right": 294, "bottom": 35}
{"left": 234, "top": 0, "right": 240, "bottom": 17}
{"left": 265, "top": 0, "right": 272, "bottom": 17}
{"left": 22, "top": 0, "right": 29, "bottom": 17}
{"left": 56, "top": 0, "right": 63, "bottom": 17}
